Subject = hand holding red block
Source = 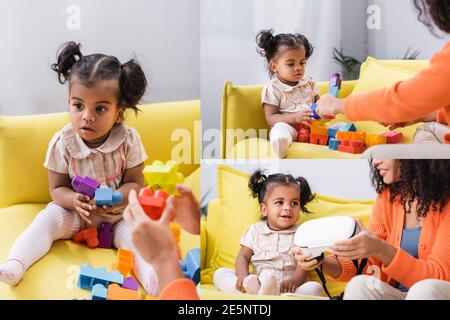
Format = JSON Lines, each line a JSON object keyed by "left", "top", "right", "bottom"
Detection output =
{"left": 137, "top": 187, "right": 168, "bottom": 220}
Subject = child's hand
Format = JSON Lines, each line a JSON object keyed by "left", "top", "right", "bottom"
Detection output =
{"left": 279, "top": 279, "right": 299, "bottom": 293}
{"left": 235, "top": 276, "right": 246, "bottom": 293}
{"left": 294, "top": 106, "right": 313, "bottom": 124}
{"left": 293, "top": 247, "right": 323, "bottom": 271}
{"left": 73, "top": 193, "right": 94, "bottom": 225}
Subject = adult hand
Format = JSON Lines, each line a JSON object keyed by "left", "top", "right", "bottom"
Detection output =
{"left": 316, "top": 94, "right": 345, "bottom": 118}
{"left": 330, "top": 219, "right": 384, "bottom": 261}
{"left": 164, "top": 185, "right": 200, "bottom": 235}
{"left": 293, "top": 247, "right": 323, "bottom": 271}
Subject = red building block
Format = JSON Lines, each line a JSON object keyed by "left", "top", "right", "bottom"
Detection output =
{"left": 72, "top": 227, "right": 99, "bottom": 248}
{"left": 137, "top": 187, "right": 168, "bottom": 220}
{"left": 338, "top": 140, "right": 366, "bottom": 154}
{"left": 297, "top": 127, "right": 310, "bottom": 143}
{"left": 382, "top": 131, "right": 403, "bottom": 144}
{"left": 310, "top": 133, "right": 328, "bottom": 146}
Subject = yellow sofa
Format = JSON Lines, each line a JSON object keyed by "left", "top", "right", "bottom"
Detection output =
{"left": 0, "top": 100, "right": 200, "bottom": 300}
{"left": 200, "top": 165, "right": 375, "bottom": 300}
{"left": 221, "top": 58, "right": 429, "bottom": 159}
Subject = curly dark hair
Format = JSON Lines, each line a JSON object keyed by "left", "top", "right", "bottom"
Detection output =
{"left": 51, "top": 42, "right": 147, "bottom": 113}
{"left": 413, "top": 0, "right": 450, "bottom": 34}
{"left": 256, "top": 29, "right": 314, "bottom": 78}
{"left": 248, "top": 169, "right": 315, "bottom": 214}
{"left": 370, "top": 160, "right": 450, "bottom": 218}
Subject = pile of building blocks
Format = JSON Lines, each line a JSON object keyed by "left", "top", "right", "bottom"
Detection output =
{"left": 143, "top": 160, "right": 185, "bottom": 195}
{"left": 78, "top": 249, "right": 140, "bottom": 300}
{"left": 71, "top": 176, "right": 122, "bottom": 207}
{"left": 293, "top": 72, "right": 403, "bottom": 154}
{"left": 72, "top": 221, "right": 114, "bottom": 249}
{"left": 180, "top": 248, "right": 200, "bottom": 284}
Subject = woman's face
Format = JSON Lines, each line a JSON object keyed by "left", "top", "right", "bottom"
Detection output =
{"left": 372, "top": 159, "right": 401, "bottom": 184}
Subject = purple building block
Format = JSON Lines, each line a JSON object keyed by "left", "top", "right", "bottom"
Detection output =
{"left": 72, "top": 176, "right": 100, "bottom": 199}
{"left": 329, "top": 73, "right": 342, "bottom": 88}
{"left": 123, "top": 277, "right": 139, "bottom": 291}
{"left": 98, "top": 222, "right": 113, "bottom": 249}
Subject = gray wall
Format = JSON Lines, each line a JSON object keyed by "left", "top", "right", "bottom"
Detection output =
{"left": 0, "top": 0, "right": 200, "bottom": 116}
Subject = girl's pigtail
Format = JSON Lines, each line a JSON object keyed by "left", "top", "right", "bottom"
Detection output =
{"left": 296, "top": 176, "right": 315, "bottom": 213}
{"left": 51, "top": 41, "right": 82, "bottom": 84}
{"left": 119, "top": 59, "right": 147, "bottom": 112}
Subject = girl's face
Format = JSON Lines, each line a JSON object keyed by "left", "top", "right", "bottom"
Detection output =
{"left": 372, "top": 159, "right": 401, "bottom": 184}
{"left": 68, "top": 78, "right": 124, "bottom": 147}
{"left": 261, "top": 184, "right": 301, "bottom": 231}
{"left": 269, "top": 46, "right": 306, "bottom": 86}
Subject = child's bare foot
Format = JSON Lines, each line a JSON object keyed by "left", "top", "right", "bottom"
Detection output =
{"left": 0, "top": 260, "right": 25, "bottom": 286}
{"left": 242, "top": 274, "right": 260, "bottom": 295}
{"left": 271, "top": 137, "right": 290, "bottom": 159}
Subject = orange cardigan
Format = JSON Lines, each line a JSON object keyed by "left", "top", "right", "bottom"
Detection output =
{"left": 344, "top": 41, "right": 450, "bottom": 144}
{"left": 331, "top": 190, "right": 450, "bottom": 289}
{"left": 158, "top": 278, "right": 200, "bottom": 300}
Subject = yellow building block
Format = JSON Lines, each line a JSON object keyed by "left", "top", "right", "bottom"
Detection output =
{"left": 366, "top": 133, "right": 387, "bottom": 147}
{"left": 143, "top": 160, "right": 185, "bottom": 195}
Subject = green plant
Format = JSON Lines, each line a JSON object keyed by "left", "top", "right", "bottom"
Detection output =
{"left": 332, "top": 47, "right": 422, "bottom": 80}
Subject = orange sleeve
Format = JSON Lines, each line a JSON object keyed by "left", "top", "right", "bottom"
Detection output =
{"left": 344, "top": 42, "right": 450, "bottom": 124}
{"left": 382, "top": 206, "right": 450, "bottom": 288}
{"left": 330, "top": 193, "right": 386, "bottom": 282}
{"left": 158, "top": 278, "right": 200, "bottom": 300}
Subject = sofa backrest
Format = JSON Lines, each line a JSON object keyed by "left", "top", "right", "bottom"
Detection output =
{"left": 0, "top": 100, "right": 200, "bottom": 208}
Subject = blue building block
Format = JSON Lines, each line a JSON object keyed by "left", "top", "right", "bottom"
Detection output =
{"left": 310, "top": 103, "right": 321, "bottom": 120}
{"left": 91, "top": 284, "right": 108, "bottom": 300}
{"left": 77, "top": 264, "right": 124, "bottom": 290}
{"left": 95, "top": 188, "right": 122, "bottom": 207}
{"left": 180, "top": 248, "right": 200, "bottom": 284}
{"left": 341, "top": 123, "right": 357, "bottom": 132}
{"left": 328, "top": 86, "right": 340, "bottom": 97}
{"left": 328, "top": 138, "right": 342, "bottom": 150}
{"left": 328, "top": 128, "right": 338, "bottom": 139}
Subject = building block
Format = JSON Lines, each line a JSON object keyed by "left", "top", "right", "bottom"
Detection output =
{"left": 329, "top": 73, "right": 342, "bottom": 89}
{"left": 71, "top": 176, "right": 100, "bottom": 199}
{"left": 297, "top": 127, "right": 310, "bottom": 143}
{"left": 137, "top": 187, "right": 168, "bottom": 220}
{"left": 116, "top": 249, "right": 133, "bottom": 277}
{"left": 338, "top": 140, "right": 366, "bottom": 154}
{"left": 107, "top": 283, "right": 139, "bottom": 300}
{"left": 336, "top": 131, "right": 365, "bottom": 142}
{"left": 94, "top": 188, "right": 122, "bottom": 207}
{"left": 143, "top": 160, "right": 185, "bottom": 195}
{"left": 310, "top": 123, "right": 328, "bottom": 135}
{"left": 328, "top": 128, "right": 338, "bottom": 139}
{"left": 180, "top": 248, "right": 200, "bottom": 284}
{"left": 328, "top": 86, "right": 340, "bottom": 97}
{"left": 328, "top": 138, "right": 341, "bottom": 150}
{"left": 98, "top": 222, "right": 113, "bottom": 249}
{"left": 341, "top": 123, "right": 357, "bottom": 132}
{"left": 123, "top": 277, "right": 139, "bottom": 291}
{"left": 310, "top": 133, "right": 328, "bottom": 146}
{"left": 366, "top": 133, "right": 387, "bottom": 147}
{"left": 382, "top": 131, "right": 403, "bottom": 144}
{"left": 310, "top": 103, "right": 321, "bottom": 120}
{"left": 72, "top": 227, "right": 99, "bottom": 248}
{"left": 91, "top": 284, "right": 108, "bottom": 300}
{"left": 77, "top": 264, "right": 123, "bottom": 290}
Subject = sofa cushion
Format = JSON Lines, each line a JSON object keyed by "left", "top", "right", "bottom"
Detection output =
{"left": 201, "top": 165, "right": 374, "bottom": 298}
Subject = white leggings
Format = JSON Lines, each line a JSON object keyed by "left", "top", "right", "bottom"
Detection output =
{"left": 213, "top": 267, "right": 324, "bottom": 297}
{"left": 269, "top": 122, "right": 298, "bottom": 158}
{"left": 344, "top": 275, "right": 450, "bottom": 300}
{"left": 5, "top": 202, "right": 159, "bottom": 295}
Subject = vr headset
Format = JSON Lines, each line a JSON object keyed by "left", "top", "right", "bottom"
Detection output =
{"left": 294, "top": 216, "right": 357, "bottom": 259}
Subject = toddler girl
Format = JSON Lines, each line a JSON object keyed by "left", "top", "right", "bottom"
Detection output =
{"left": 257, "top": 29, "right": 319, "bottom": 158}
{"left": 0, "top": 42, "right": 161, "bottom": 295}
{"left": 213, "top": 170, "right": 324, "bottom": 297}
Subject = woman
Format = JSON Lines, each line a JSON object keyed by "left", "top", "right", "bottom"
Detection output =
{"left": 317, "top": 0, "right": 450, "bottom": 156}
{"left": 295, "top": 159, "right": 450, "bottom": 299}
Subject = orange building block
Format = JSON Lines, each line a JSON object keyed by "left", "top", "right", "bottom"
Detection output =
{"left": 116, "top": 249, "right": 133, "bottom": 277}
{"left": 336, "top": 131, "right": 365, "bottom": 142}
{"left": 338, "top": 140, "right": 366, "bottom": 154}
{"left": 366, "top": 133, "right": 387, "bottom": 147}
{"left": 72, "top": 227, "right": 99, "bottom": 248}
{"left": 107, "top": 283, "right": 139, "bottom": 300}
{"left": 310, "top": 133, "right": 328, "bottom": 146}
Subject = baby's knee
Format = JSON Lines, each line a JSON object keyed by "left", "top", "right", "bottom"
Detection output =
{"left": 407, "top": 279, "right": 450, "bottom": 300}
